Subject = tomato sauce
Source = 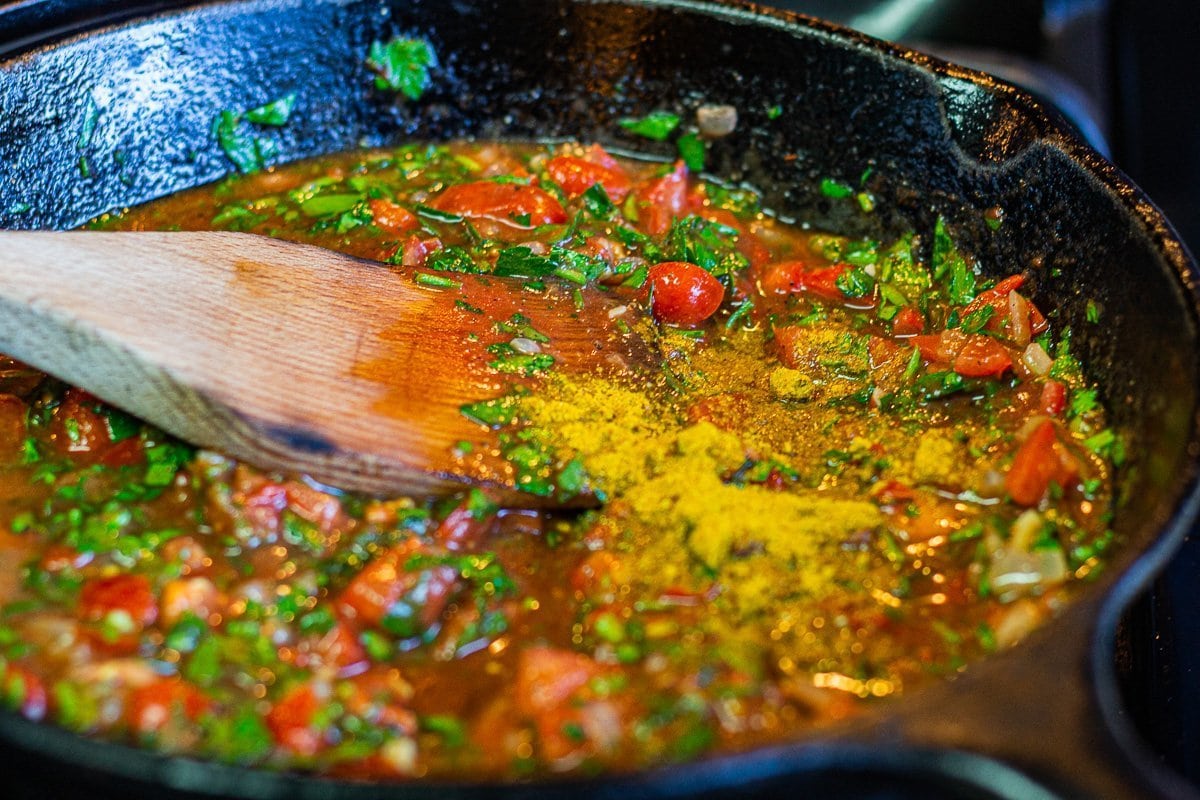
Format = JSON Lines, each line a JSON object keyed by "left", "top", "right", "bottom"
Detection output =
{"left": 0, "top": 141, "right": 1118, "bottom": 780}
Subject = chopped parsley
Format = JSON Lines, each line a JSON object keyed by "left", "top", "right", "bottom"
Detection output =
{"left": 366, "top": 37, "right": 437, "bottom": 99}
{"left": 618, "top": 111, "right": 681, "bottom": 141}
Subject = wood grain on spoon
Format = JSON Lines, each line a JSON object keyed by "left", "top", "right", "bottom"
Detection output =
{"left": 0, "top": 231, "right": 651, "bottom": 505}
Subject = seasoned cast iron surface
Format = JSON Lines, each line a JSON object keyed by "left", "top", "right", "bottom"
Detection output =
{"left": 1, "top": 1, "right": 1198, "bottom": 798}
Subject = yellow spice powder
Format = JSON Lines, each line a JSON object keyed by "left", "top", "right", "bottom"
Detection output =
{"left": 521, "top": 374, "right": 884, "bottom": 596}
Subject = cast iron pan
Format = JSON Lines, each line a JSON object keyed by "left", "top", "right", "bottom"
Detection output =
{"left": 1, "top": 1, "right": 1198, "bottom": 797}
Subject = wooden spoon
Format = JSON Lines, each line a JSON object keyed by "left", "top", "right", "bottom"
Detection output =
{"left": 0, "top": 231, "right": 651, "bottom": 506}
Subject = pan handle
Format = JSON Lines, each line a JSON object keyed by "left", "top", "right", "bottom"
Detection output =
{"left": 863, "top": 597, "right": 1198, "bottom": 800}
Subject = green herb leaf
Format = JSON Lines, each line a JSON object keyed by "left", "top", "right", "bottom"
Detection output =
{"left": 414, "top": 204, "right": 464, "bottom": 224}
{"left": 932, "top": 217, "right": 977, "bottom": 305}
{"left": 494, "top": 246, "right": 555, "bottom": 278}
{"left": 77, "top": 94, "right": 100, "bottom": 151}
{"left": 556, "top": 457, "right": 587, "bottom": 498}
{"left": 244, "top": 93, "right": 296, "bottom": 126}
{"left": 299, "top": 194, "right": 362, "bottom": 218}
{"left": 581, "top": 184, "right": 615, "bottom": 219}
{"left": 212, "top": 204, "right": 268, "bottom": 231}
{"left": 425, "top": 246, "right": 480, "bottom": 273}
{"left": 366, "top": 37, "right": 437, "bottom": 100}
{"left": 421, "top": 714, "right": 468, "bottom": 748}
{"left": 1068, "top": 387, "right": 1098, "bottom": 419}
{"left": 665, "top": 215, "right": 747, "bottom": 278}
{"left": 819, "top": 178, "right": 854, "bottom": 199}
{"left": 205, "top": 706, "right": 273, "bottom": 763}
{"left": 213, "top": 110, "right": 261, "bottom": 174}
{"left": 460, "top": 395, "right": 520, "bottom": 428}
{"left": 725, "top": 298, "right": 755, "bottom": 330}
{"left": 414, "top": 272, "right": 463, "bottom": 290}
{"left": 101, "top": 408, "right": 140, "bottom": 443}
{"left": 903, "top": 346, "right": 922, "bottom": 381}
{"left": 486, "top": 343, "right": 555, "bottom": 375}
{"left": 677, "top": 131, "right": 705, "bottom": 172}
{"left": 618, "top": 111, "right": 680, "bottom": 141}
{"left": 958, "top": 305, "right": 995, "bottom": 334}
{"left": 835, "top": 267, "right": 875, "bottom": 298}
{"left": 493, "top": 313, "right": 550, "bottom": 343}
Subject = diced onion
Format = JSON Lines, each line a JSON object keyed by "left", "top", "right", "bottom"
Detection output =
{"left": 1021, "top": 342, "right": 1053, "bottom": 376}
{"left": 990, "top": 546, "right": 1069, "bottom": 600}
{"left": 1008, "top": 291, "right": 1031, "bottom": 347}
{"left": 697, "top": 104, "right": 738, "bottom": 138}
{"left": 978, "top": 469, "right": 1007, "bottom": 498}
{"left": 510, "top": 337, "right": 542, "bottom": 355}
{"left": 1009, "top": 509, "right": 1044, "bottom": 552}
{"left": 993, "top": 599, "right": 1046, "bottom": 649}
{"left": 381, "top": 737, "right": 418, "bottom": 774}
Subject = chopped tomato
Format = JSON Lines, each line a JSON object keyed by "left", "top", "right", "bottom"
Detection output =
{"left": 570, "top": 551, "right": 628, "bottom": 599}
{"left": 773, "top": 325, "right": 808, "bottom": 370}
{"left": 241, "top": 481, "right": 289, "bottom": 536}
{"left": 867, "top": 335, "right": 905, "bottom": 367}
{"left": 647, "top": 261, "right": 725, "bottom": 326}
{"left": 871, "top": 479, "right": 917, "bottom": 506}
{"left": 50, "top": 388, "right": 112, "bottom": 459}
{"left": 686, "top": 392, "right": 751, "bottom": 430}
{"left": 759, "top": 260, "right": 807, "bottom": 294}
{"left": 0, "top": 393, "right": 26, "bottom": 455}
{"left": 1005, "top": 420, "right": 1077, "bottom": 506}
{"left": 78, "top": 574, "right": 158, "bottom": 630}
{"left": 580, "top": 235, "right": 618, "bottom": 265}
{"left": 266, "top": 683, "right": 327, "bottom": 756}
{"left": 964, "top": 274, "right": 1026, "bottom": 315}
{"left": 126, "top": 679, "right": 209, "bottom": 734}
{"left": 911, "top": 331, "right": 955, "bottom": 363}
{"left": 368, "top": 198, "right": 420, "bottom": 234}
{"left": 515, "top": 647, "right": 619, "bottom": 762}
{"left": 315, "top": 621, "right": 369, "bottom": 675}
{"left": 655, "top": 585, "right": 709, "bottom": 606}
{"left": 516, "top": 646, "right": 606, "bottom": 715}
{"left": 335, "top": 540, "right": 458, "bottom": 637}
{"left": 912, "top": 330, "right": 1012, "bottom": 377}
{"left": 1041, "top": 380, "right": 1067, "bottom": 416}
{"left": 399, "top": 234, "right": 442, "bottom": 268}
{"left": 545, "top": 145, "right": 631, "bottom": 201}
{"left": 39, "top": 544, "right": 93, "bottom": 573}
{"left": 159, "top": 536, "right": 210, "bottom": 574}
{"left": 159, "top": 577, "right": 223, "bottom": 627}
{"left": 892, "top": 306, "right": 925, "bottom": 336}
{"left": 343, "top": 669, "right": 417, "bottom": 734}
{"left": 635, "top": 161, "right": 688, "bottom": 235}
{"left": 433, "top": 495, "right": 497, "bottom": 551}
{"left": 98, "top": 437, "right": 146, "bottom": 468}
{"left": 284, "top": 481, "right": 344, "bottom": 533}
{"left": 760, "top": 261, "right": 850, "bottom": 302}
{"left": 953, "top": 335, "right": 1013, "bottom": 377}
{"left": 735, "top": 228, "right": 772, "bottom": 269}
{"left": 960, "top": 274, "right": 1047, "bottom": 341}
{"left": 3, "top": 664, "right": 47, "bottom": 721}
{"left": 429, "top": 181, "right": 566, "bottom": 228}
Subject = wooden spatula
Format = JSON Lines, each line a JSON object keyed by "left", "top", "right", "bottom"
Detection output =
{"left": 0, "top": 231, "right": 651, "bottom": 506}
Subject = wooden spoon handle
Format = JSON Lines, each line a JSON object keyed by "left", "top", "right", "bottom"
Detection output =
{"left": 0, "top": 231, "right": 627, "bottom": 504}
